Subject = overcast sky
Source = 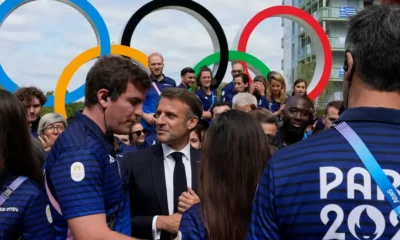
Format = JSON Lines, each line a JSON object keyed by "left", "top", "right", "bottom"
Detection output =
{"left": 0, "top": 0, "right": 283, "bottom": 95}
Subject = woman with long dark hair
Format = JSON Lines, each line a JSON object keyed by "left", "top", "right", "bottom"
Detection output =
{"left": 0, "top": 89, "right": 54, "bottom": 239}
{"left": 179, "top": 110, "right": 271, "bottom": 240}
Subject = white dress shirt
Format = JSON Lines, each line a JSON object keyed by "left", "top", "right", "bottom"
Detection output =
{"left": 151, "top": 143, "right": 192, "bottom": 240}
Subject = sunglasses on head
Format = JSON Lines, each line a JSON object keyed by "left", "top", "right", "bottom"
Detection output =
{"left": 132, "top": 129, "right": 147, "bottom": 137}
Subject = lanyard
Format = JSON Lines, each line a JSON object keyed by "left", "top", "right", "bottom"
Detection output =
{"left": 0, "top": 176, "right": 28, "bottom": 206}
{"left": 152, "top": 82, "right": 161, "bottom": 96}
{"left": 335, "top": 122, "right": 400, "bottom": 217}
{"left": 207, "top": 92, "right": 215, "bottom": 112}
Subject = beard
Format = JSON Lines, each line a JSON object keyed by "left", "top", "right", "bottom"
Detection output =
{"left": 286, "top": 125, "right": 306, "bottom": 136}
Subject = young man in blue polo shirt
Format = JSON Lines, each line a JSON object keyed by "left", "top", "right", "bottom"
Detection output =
{"left": 221, "top": 62, "right": 244, "bottom": 103}
{"left": 141, "top": 53, "right": 177, "bottom": 146}
{"left": 45, "top": 56, "right": 151, "bottom": 239}
{"left": 247, "top": 4, "right": 400, "bottom": 239}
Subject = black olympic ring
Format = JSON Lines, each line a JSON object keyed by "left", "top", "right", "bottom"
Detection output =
{"left": 120, "top": 0, "right": 229, "bottom": 88}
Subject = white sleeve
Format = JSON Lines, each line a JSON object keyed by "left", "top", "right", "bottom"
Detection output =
{"left": 152, "top": 216, "right": 161, "bottom": 240}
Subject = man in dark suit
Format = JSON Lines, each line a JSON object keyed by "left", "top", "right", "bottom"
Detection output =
{"left": 123, "top": 88, "right": 203, "bottom": 240}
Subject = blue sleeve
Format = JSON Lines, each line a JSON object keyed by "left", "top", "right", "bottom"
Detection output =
{"left": 258, "top": 96, "right": 269, "bottom": 109}
{"left": 23, "top": 189, "right": 55, "bottom": 239}
{"left": 179, "top": 210, "right": 202, "bottom": 240}
{"left": 50, "top": 147, "right": 104, "bottom": 219}
{"left": 246, "top": 159, "right": 280, "bottom": 240}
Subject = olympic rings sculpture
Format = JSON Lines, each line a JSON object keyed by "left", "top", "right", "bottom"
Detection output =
{"left": 0, "top": 0, "right": 332, "bottom": 117}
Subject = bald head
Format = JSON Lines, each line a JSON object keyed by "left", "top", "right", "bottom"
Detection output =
{"left": 231, "top": 62, "right": 244, "bottom": 78}
{"left": 148, "top": 52, "right": 164, "bottom": 78}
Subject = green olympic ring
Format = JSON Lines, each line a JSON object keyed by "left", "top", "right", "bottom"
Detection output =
{"left": 193, "top": 50, "right": 271, "bottom": 79}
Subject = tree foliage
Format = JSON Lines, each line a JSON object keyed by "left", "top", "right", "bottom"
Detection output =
{"left": 297, "top": 61, "right": 335, "bottom": 110}
{"left": 41, "top": 91, "right": 84, "bottom": 118}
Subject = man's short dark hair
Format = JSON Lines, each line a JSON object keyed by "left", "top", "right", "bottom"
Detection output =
{"left": 211, "top": 101, "right": 232, "bottom": 117}
{"left": 84, "top": 55, "right": 152, "bottom": 107}
{"left": 159, "top": 88, "right": 203, "bottom": 120}
{"left": 181, "top": 67, "right": 195, "bottom": 77}
{"left": 14, "top": 86, "right": 47, "bottom": 106}
{"left": 249, "top": 108, "right": 278, "bottom": 126}
{"left": 345, "top": 4, "right": 400, "bottom": 91}
{"left": 324, "top": 100, "right": 343, "bottom": 115}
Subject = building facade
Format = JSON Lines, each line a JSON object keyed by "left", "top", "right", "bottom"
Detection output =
{"left": 282, "top": 0, "right": 379, "bottom": 105}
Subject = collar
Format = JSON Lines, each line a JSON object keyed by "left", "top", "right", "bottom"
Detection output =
{"left": 30, "top": 116, "right": 41, "bottom": 129}
{"left": 162, "top": 143, "right": 191, "bottom": 161}
{"left": 151, "top": 74, "right": 166, "bottom": 83}
{"left": 335, "top": 107, "right": 400, "bottom": 125}
{"left": 179, "top": 82, "right": 187, "bottom": 88}
{"left": 200, "top": 88, "right": 215, "bottom": 96}
{"left": 74, "top": 111, "right": 115, "bottom": 154}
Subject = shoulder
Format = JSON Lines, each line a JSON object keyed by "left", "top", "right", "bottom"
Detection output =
{"left": 122, "top": 144, "right": 159, "bottom": 169}
{"left": 195, "top": 90, "right": 203, "bottom": 97}
{"left": 190, "top": 148, "right": 202, "bottom": 160}
{"left": 51, "top": 120, "right": 92, "bottom": 153}
{"left": 14, "top": 178, "right": 48, "bottom": 207}
{"left": 165, "top": 76, "right": 176, "bottom": 85}
{"left": 270, "top": 128, "right": 342, "bottom": 170}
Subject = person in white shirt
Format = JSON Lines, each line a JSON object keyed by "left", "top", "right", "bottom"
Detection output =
{"left": 122, "top": 88, "right": 203, "bottom": 240}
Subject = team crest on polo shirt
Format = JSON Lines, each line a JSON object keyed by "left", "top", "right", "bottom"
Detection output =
{"left": 70, "top": 162, "right": 85, "bottom": 182}
{"left": 109, "top": 155, "right": 115, "bottom": 164}
{"left": 46, "top": 205, "right": 53, "bottom": 224}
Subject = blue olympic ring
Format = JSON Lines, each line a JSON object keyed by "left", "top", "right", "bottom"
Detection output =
{"left": 0, "top": 0, "right": 111, "bottom": 107}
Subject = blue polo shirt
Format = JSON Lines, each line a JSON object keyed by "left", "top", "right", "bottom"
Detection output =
{"left": 246, "top": 107, "right": 400, "bottom": 239}
{"left": 196, "top": 89, "right": 217, "bottom": 112}
{"left": 141, "top": 75, "right": 176, "bottom": 131}
{"left": 257, "top": 95, "right": 269, "bottom": 109}
{"left": 115, "top": 138, "right": 136, "bottom": 161}
{"left": 178, "top": 83, "right": 188, "bottom": 89}
{"left": 221, "top": 81, "right": 234, "bottom": 103}
{"left": 179, "top": 203, "right": 207, "bottom": 239}
{"left": 45, "top": 111, "right": 130, "bottom": 239}
{"left": 0, "top": 173, "right": 54, "bottom": 239}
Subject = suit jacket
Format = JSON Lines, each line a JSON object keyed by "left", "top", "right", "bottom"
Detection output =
{"left": 122, "top": 143, "right": 201, "bottom": 240}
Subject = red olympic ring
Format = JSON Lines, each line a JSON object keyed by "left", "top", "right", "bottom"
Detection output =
{"left": 237, "top": 6, "right": 332, "bottom": 100}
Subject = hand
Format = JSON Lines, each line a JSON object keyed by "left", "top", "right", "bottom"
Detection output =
{"left": 178, "top": 187, "right": 200, "bottom": 214}
{"left": 157, "top": 213, "right": 182, "bottom": 234}
{"left": 38, "top": 135, "right": 52, "bottom": 152}
{"left": 249, "top": 83, "right": 256, "bottom": 94}
{"left": 279, "top": 104, "right": 286, "bottom": 112}
{"left": 257, "top": 83, "right": 266, "bottom": 96}
{"left": 143, "top": 113, "right": 156, "bottom": 125}
{"left": 202, "top": 111, "right": 212, "bottom": 119}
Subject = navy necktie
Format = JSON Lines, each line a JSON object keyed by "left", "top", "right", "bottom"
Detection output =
{"left": 171, "top": 152, "right": 187, "bottom": 213}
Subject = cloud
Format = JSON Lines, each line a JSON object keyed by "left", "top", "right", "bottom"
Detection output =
{"left": 0, "top": 0, "right": 284, "bottom": 96}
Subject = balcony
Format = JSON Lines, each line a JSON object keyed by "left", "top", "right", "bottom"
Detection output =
{"left": 329, "top": 37, "right": 345, "bottom": 51}
{"left": 298, "top": 0, "right": 318, "bottom": 9}
{"left": 330, "top": 67, "right": 345, "bottom": 81}
{"left": 317, "top": 7, "right": 358, "bottom": 22}
{"left": 298, "top": 0, "right": 305, "bottom": 8}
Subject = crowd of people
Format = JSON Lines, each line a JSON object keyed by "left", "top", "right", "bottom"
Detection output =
{"left": 1, "top": 3, "right": 400, "bottom": 240}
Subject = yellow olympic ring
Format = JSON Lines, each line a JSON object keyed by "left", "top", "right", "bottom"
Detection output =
{"left": 54, "top": 45, "right": 149, "bottom": 118}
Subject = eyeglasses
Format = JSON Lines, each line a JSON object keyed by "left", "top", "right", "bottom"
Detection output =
{"left": 132, "top": 129, "right": 147, "bottom": 137}
{"left": 45, "top": 125, "right": 65, "bottom": 133}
